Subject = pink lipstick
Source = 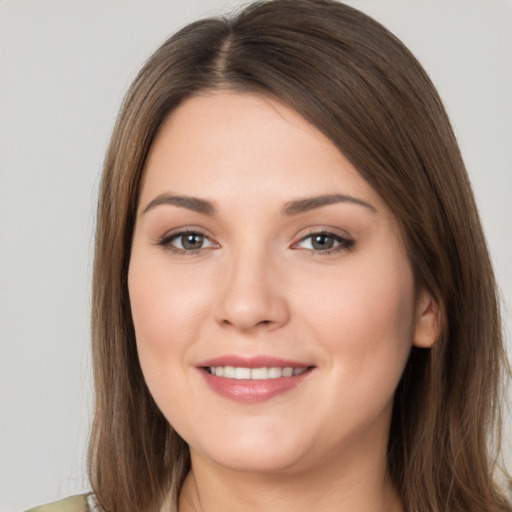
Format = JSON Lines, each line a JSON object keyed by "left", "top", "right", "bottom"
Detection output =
{"left": 196, "top": 355, "right": 314, "bottom": 403}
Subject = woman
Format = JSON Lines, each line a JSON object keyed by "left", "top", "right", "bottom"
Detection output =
{"left": 28, "top": 0, "right": 511, "bottom": 511}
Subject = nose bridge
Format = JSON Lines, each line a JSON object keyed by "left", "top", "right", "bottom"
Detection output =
{"left": 215, "top": 241, "right": 289, "bottom": 331}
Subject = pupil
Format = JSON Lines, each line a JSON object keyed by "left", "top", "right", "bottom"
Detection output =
{"left": 182, "top": 233, "right": 203, "bottom": 250}
{"left": 313, "top": 235, "right": 333, "bottom": 250}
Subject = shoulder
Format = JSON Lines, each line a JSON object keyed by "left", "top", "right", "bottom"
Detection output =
{"left": 25, "top": 494, "right": 98, "bottom": 512}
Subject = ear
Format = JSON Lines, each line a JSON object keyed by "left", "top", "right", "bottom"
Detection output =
{"left": 413, "top": 288, "right": 441, "bottom": 348}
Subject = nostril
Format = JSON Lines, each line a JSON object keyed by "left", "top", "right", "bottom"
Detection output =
{"left": 220, "top": 318, "right": 274, "bottom": 330}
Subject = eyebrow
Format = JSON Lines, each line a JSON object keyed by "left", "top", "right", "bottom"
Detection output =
{"left": 142, "top": 193, "right": 215, "bottom": 215}
{"left": 282, "top": 194, "right": 377, "bottom": 216}
{"left": 141, "top": 192, "right": 376, "bottom": 217}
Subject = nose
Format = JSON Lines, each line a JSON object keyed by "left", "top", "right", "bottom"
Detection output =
{"left": 214, "top": 248, "right": 290, "bottom": 332}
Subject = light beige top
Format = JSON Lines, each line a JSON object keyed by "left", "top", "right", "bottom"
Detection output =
{"left": 25, "top": 493, "right": 177, "bottom": 512}
{"left": 25, "top": 494, "right": 97, "bottom": 512}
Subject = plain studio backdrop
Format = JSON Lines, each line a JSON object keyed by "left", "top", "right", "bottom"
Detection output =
{"left": 0, "top": 0, "right": 511, "bottom": 510}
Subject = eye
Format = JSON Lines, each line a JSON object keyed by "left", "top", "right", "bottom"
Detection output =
{"left": 295, "top": 231, "right": 354, "bottom": 253}
{"left": 158, "top": 230, "right": 217, "bottom": 253}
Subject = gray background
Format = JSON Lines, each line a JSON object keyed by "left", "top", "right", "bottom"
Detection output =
{"left": 1, "top": 1, "right": 511, "bottom": 510}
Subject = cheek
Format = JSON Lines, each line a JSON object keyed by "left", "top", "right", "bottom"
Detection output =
{"left": 297, "top": 251, "right": 416, "bottom": 394}
{"left": 127, "top": 255, "right": 220, "bottom": 436}
{"left": 129, "top": 254, "right": 211, "bottom": 339}
{"left": 127, "top": 252, "right": 213, "bottom": 390}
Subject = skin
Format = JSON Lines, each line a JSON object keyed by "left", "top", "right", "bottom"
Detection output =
{"left": 128, "top": 92, "right": 439, "bottom": 512}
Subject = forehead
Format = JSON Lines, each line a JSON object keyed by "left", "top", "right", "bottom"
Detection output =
{"left": 140, "top": 92, "right": 389, "bottom": 217}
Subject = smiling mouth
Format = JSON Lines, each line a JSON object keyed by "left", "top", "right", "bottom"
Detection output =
{"left": 204, "top": 366, "right": 309, "bottom": 379}
{"left": 199, "top": 361, "right": 314, "bottom": 402}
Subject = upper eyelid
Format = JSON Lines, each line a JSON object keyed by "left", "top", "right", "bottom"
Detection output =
{"left": 300, "top": 229, "right": 351, "bottom": 239}
{"left": 292, "top": 230, "right": 355, "bottom": 251}
{"left": 159, "top": 226, "right": 215, "bottom": 242}
{"left": 293, "top": 226, "right": 354, "bottom": 241}
{"left": 295, "top": 232, "right": 352, "bottom": 244}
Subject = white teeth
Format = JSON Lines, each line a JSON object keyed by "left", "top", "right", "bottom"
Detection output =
{"left": 224, "top": 366, "right": 235, "bottom": 378}
{"left": 282, "top": 367, "right": 293, "bottom": 377}
{"left": 268, "top": 367, "right": 282, "bottom": 378}
{"left": 251, "top": 367, "right": 268, "bottom": 380}
{"left": 234, "top": 367, "right": 251, "bottom": 379}
{"left": 208, "top": 366, "right": 308, "bottom": 379}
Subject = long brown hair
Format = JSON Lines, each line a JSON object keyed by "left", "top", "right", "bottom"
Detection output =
{"left": 88, "top": 1, "right": 511, "bottom": 510}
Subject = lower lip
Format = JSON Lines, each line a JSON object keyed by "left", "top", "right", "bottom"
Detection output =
{"left": 199, "top": 369, "right": 312, "bottom": 403}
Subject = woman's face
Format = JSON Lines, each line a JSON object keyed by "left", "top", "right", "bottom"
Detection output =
{"left": 128, "top": 92, "right": 437, "bottom": 475}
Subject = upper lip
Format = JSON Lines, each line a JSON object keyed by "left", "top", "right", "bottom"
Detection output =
{"left": 196, "top": 355, "right": 313, "bottom": 369}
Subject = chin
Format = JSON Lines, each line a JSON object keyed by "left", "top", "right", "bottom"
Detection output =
{"left": 186, "top": 425, "right": 314, "bottom": 475}
{"left": 193, "top": 445, "right": 308, "bottom": 475}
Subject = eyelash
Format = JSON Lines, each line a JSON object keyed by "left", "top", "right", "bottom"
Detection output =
{"left": 156, "top": 229, "right": 355, "bottom": 255}
{"left": 293, "top": 231, "right": 355, "bottom": 254}
{"left": 157, "top": 229, "right": 217, "bottom": 255}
